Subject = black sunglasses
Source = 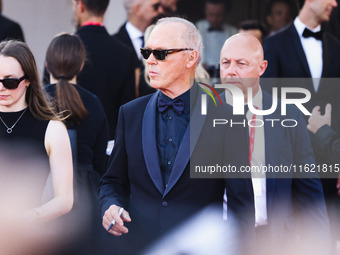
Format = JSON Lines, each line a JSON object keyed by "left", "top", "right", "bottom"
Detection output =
{"left": 140, "top": 48, "right": 193, "bottom": 61}
{"left": 152, "top": 2, "right": 162, "bottom": 11}
{"left": 0, "top": 75, "right": 27, "bottom": 90}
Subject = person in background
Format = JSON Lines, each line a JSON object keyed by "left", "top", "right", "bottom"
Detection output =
{"left": 262, "top": 0, "right": 340, "bottom": 251}
{"left": 71, "top": 0, "right": 135, "bottom": 146}
{"left": 324, "top": 0, "right": 340, "bottom": 41}
{"left": 265, "top": 0, "right": 295, "bottom": 36}
{"left": 44, "top": 33, "right": 109, "bottom": 255}
{"left": 0, "top": 0, "right": 25, "bottom": 41}
{"left": 0, "top": 40, "right": 73, "bottom": 253}
{"left": 196, "top": 0, "right": 237, "bottom": 78}
{"left": 238, "top": 19, "right": 268, "bottom": 44}
{"left": 160, "top": 0, "right": 180, "bottom": 16}
{"left": 113, "top": 0, "right": 164, "bottom": 97}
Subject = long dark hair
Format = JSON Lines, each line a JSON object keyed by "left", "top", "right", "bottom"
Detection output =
{"left": 46, "top": 33, "right": 87, "bottom": 126}
{"left": 0, "top": 40, "right": 56, "bottom": 120}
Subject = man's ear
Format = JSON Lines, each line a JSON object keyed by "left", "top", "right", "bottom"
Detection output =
{"left": 78, "top": 0, "right": 86, "bottom": 13}
{"left": 133, "top": 2, "right": 142, "bottom": 16}
{"left": 186, "top": 50, "right": 199, "bottom": 69}
{"left": 258, "top": 60, "right": 268, "bottom": 76}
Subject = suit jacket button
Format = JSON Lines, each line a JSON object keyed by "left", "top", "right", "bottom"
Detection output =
{"left": 162, "top": 201, "right": 168, "bottom": 207}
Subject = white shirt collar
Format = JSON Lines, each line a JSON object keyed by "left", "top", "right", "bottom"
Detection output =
{"left": 294, "top": 16, "right": 321, "bottom": 37}
{"left": 125, "top": 21, "right": 144, "bottom": 40}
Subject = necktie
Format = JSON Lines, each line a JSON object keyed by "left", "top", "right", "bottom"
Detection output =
{"left": 247, "top": 106, "right": 258, "bottom": 166}
{"left": 140, "top": 35, "right": 145, "bottom": 48}
{"left": 302, "top": 28, "right": 323, "bottom": 40}
{"left": 158, "top": 97, "right": 184, "bottom": 114}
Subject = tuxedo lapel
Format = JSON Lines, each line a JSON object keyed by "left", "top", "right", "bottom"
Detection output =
{"left": 189, "top": 86, "right": 208, "bottom": 157}
{"left": 116, "top": 23, "right": 139, "bottom": 64}
{"left": 289, "top": 25, "right": 311, "bottom": 78}
{"left": 321, "top": 33, "right": 334, "bottom": 78}
{"left": 163, "top": 85, "right": 206, "bottom": 197}
{"left": 142, "top": 91, "right": 165, "bottom": 194}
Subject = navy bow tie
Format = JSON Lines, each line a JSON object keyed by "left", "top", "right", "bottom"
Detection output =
{"left": 158, "top": 97, "right": 184, "bottom": 114}
{"left": 302, "top": 28, "right": 323, "bottom": 40}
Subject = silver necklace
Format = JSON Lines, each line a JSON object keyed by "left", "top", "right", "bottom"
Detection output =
{"left": 0, "top": 108, "right": 27, "bottom": 134}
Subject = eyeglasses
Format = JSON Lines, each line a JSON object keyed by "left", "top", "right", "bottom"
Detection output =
{"left": 140, "top": 48, "right": 193, "bottom": 61}
{"left": 152, "top": 2, "right": 162, "bottom": 11}
{"left": 0, "top": 75, "right": 27, "bottom": 90}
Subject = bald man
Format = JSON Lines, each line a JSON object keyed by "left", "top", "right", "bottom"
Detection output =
{"left": 220, "top": 34, "right": 330, "bottom": 255}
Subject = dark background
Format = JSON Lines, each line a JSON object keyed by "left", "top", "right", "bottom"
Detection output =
{"left": 176, "top": 0, "right": 299, "bottom": 27}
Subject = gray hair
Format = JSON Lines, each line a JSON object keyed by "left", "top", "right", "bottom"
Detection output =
{"left": 123, "top": 0, "right": 141, "bottom": 15}
{"left": 155, "top": 17, "right": 203, "bottom": 63}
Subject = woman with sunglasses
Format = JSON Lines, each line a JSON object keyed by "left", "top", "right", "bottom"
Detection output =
{"left": 0, "top": 41, "right": 73, "bottom": 221}
{"left": 44, "top": 33, "right": 109, "bottom": 254}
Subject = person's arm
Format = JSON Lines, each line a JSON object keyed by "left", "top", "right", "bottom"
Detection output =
{"left": 28, "top": 120, "right": 73, "bottom": 221}
{"left": 92, "top": 100, "right": 109, "bottom": 176}
{"left": 307, "top": 104, "right": 340, "bottom": 161}
{"left": 99, "top": 106, "right": 132, "bottom": 235}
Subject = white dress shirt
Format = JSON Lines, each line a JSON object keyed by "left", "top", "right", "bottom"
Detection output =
{"left": 223, "top": 87, "right": 268, "bottom": 227}
{"left": 125, "top": 22, "right": 144, "bottom": 60}
{"left": 294, "top": 17, "right": 323, "bottom": 92}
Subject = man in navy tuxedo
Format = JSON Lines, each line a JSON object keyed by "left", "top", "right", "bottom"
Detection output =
{"left": 220, "top": 33, "right": 330, "bottom": 255}
{"left": 99, "top": 17, "right": 254, "bottom": 254}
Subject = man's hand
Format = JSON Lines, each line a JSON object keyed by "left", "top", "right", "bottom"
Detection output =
{"left": 307, "top": 104, "right": 331, "bottom": 134}
{"left": 102, "top": 205, "right": 131, "bottom": 236}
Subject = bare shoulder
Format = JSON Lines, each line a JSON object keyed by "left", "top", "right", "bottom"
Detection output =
{"left": 46, "top": 120, "right": 68, "bottom": 135}
{"left": 44, "top": 120, "right": 70, "bottom": 155}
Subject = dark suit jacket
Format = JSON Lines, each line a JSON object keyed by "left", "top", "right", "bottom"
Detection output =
{"left": 76, "top": 25, "right": 136, "bottom": 139}
{"left": 262, "top": 23, "right": 340, "bottom": 197}
{"left": 0, "top": 15, "right": 24, "bottom": 42}
{"left": 312, "top": 125, "right": 340, "bottom": 164}
{"left": 113, "top": 23, "right": 139, "bottom": 66}
{"left": 256, "top": 91, "right": 330, "bottom": 254}
{"left": 262, "top": 23, "right": 340, "bottom": 131}
{"left": 113, "top": 23, "right": 156, "bottom": 97}
{"left": 99, "top": 85, "right": 254, "bottom": 253}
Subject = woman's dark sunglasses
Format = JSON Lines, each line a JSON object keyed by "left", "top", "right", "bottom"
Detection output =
{"left": 0, "top": 75, "right": 26, "bottom": 90}
{"left": 140, "top": 48, "right": 193, "bottom": 61}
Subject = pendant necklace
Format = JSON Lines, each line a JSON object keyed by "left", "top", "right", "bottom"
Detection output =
{"left": 0, "top": 108, "right": 27, "bottom": 134}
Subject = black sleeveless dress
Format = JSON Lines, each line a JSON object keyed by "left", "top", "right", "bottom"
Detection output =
{"left": 0, "top": 108, "right": 50, "bottom": 208}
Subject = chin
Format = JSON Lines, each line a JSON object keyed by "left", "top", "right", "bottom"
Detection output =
{"left": 149, "top": 81, "right": 162, "bottom": 90}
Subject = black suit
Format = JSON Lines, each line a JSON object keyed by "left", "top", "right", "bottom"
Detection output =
{"left": 113, "top": 23, "right": 156, "bottom": 97}
{"left": 75, "top": 25, "right": 136, "bottom": 139}
{"left": 0, "top": 15, "right": 24, "bottom": 42}
{"left": 99, "top": 85, "right": 255, "bottom": 254}
{"left": 262, "top": 23, "right": 340, "bottom": 251}
{"left": 262, "top": 23, "right": 340, "bottom": 130}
